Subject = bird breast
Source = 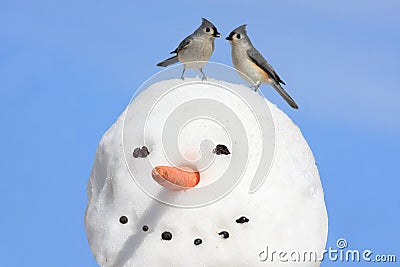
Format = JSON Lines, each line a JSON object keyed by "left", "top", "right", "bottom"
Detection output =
{"left": 231, "top": 46, "right": 269, "bottom": 85}
{"left": 178, "top": 37, "right": 214, "bottom": 69}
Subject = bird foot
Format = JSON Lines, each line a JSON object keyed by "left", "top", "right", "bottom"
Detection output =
{"left": 253, "top": 82, "right": 261, "bottom": 91}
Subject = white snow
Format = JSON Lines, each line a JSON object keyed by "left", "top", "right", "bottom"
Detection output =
{"left": 85, "top": 78, "right": 328, "bottom": 266}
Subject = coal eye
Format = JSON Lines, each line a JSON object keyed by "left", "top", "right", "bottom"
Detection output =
{"left": 236, "top": 34, "right": 241, "bottom": 39}
{"left": 206, "top": 27, "right": 211, "bottom": 32}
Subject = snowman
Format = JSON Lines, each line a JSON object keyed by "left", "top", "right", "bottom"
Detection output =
{"left": 85, "top": 64, "right": 328, "bottom": 266}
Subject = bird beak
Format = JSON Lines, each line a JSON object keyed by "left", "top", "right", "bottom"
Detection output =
{"left": 225, "top": 36, "right": 232, "bottom": 41}
{"left": 214, "top": 32, "right": 221, "bottom": 38}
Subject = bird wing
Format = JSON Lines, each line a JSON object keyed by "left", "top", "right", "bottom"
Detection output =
{"left": 247, "top": 48, "right": 285, "bottom": 85}
{"left": 170, "top": 37, "right": 193, "bottom": 54}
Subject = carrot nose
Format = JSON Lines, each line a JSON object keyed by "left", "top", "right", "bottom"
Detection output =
{"left": 152, "top": 166, "right": 200, "bottom": 191}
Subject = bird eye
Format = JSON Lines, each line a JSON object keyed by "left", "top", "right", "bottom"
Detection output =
{"left": 236, "top": 34, "right": 241, "bottom": 39}
{"left": 206, "top": 27, "right": 211, "bottom": 32}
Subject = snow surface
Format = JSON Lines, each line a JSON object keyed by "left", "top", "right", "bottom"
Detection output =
{"left": 85, "top": 78, "right": 328, "bottom": 266}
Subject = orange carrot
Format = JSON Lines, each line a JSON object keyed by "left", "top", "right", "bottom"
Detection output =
{"left": 152, "top": 166, "right": 200, "bottom": 191}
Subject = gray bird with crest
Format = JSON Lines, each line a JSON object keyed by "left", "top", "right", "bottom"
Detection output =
{"left": 226, "top": 24, "right": 298, "bottom": 109}
{"left": 157, "top": 18, "right": 221, "bottom": 80}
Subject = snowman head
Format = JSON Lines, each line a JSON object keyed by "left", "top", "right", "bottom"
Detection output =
{"left": 85, "top": 62, "right": 327, "bottom": 266}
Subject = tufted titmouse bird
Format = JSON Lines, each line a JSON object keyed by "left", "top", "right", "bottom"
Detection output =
{"left": 157, "top": 18, "right": 221, "bottom": 80}
{"left": 226, "top": 25, "right": 298, "bottom": 109}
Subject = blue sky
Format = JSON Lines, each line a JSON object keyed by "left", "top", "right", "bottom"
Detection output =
{"left": 0, "top": 0, "right": 399, "bottom": 266}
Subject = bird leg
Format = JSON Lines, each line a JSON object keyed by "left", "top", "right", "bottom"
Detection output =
{"left": 200, "top": 68, "right": 207, "bottom": 81}
{"left": 253, "top": 81, "right": 261, "bottom": 91}
{"left": 180, "top": 68, "right": 186, "bottom": 80}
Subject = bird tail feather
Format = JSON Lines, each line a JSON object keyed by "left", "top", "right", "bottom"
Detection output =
{"left": 157, "top": 55, "right": 179, "bottom": 67}
{"left": 270, "top": 81, "right": 299, "bottom": 109}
